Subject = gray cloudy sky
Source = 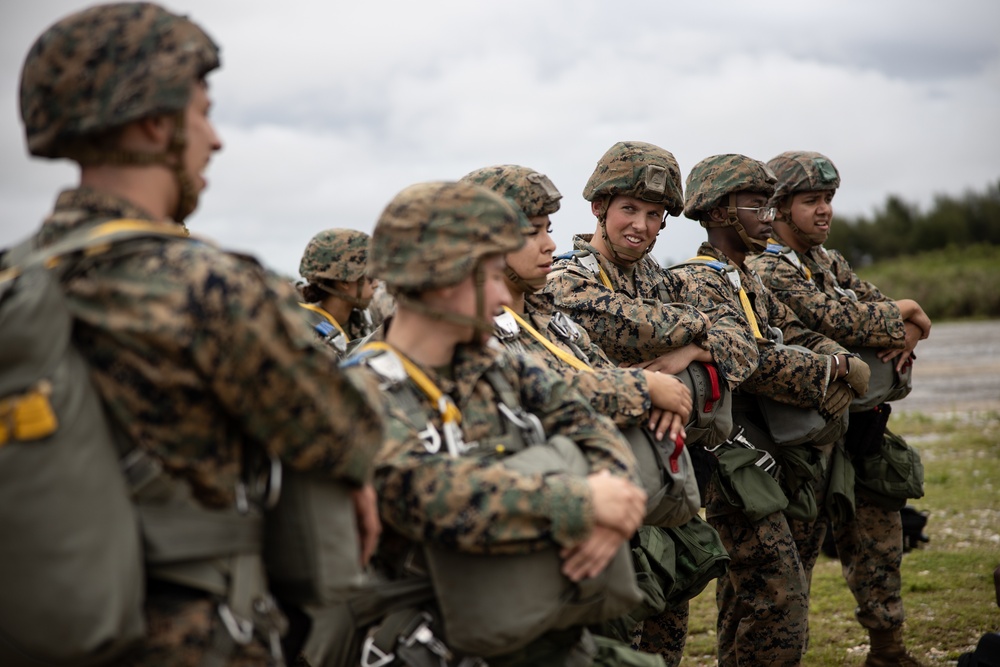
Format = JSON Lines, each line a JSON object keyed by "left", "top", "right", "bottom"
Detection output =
{"left": 2, "top": 0, "right": 998, "bottom": 275}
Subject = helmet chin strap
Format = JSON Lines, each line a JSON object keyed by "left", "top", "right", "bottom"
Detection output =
{"left": 316, "top": 281, "right": 373, "bottom": 309}
{"left": 504, "top": 266, "right": 545, "bottom": 295}
{"left": 726, "top": 194, "right": 767, "bottom": 252}
{"left": 392, "top": 264, "right": 495, "bottom": 339}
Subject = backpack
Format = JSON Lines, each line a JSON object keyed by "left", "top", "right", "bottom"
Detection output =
{"left": 0, "top": 221, "right": 190, "bottom": 666}
{"left": 0, "top": 221, "right": 282, "bottom": 667}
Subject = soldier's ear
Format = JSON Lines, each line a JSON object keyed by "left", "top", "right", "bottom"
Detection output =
{"left": 125, "top": 114, "right": 175, "bottom": 151}
{"left": 708, "top": 206, "right": 727, "bottom": 224}
{"left": 590, "top": 198, "right": 604, "bottom": 218}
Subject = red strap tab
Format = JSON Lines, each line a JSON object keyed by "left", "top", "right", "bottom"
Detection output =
{"left": 668, "top": 434, "right": 685, "bottom": 474}
{"left": 703, "top": 363, "right": 721, "bottom": 413}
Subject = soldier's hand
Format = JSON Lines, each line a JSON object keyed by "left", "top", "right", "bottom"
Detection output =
{"left": 644, "top": 371, "right": 692, "bottom": 430}
{"left": 821, "top": 380, "right": 853, "bottom": 419}
{"left": 587, "top": 469, "right": 646, "bottom": 537}
{"left": 843, "top": 355, "right": 871, "bottom": 397}
{"left": 559, "top": 525, "right": 625, "bottom": 582}
{"left": 627, "top": 343, "right": 711, "bottom": 375}
{"left": 350, "top": 483, "right": 382, "bottom": 566}
{"left": 649, "top": 408, "right": 686, "bottom": 444}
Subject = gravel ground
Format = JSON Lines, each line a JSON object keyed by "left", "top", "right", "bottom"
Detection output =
{"left": 888, "top": 319, "right": 1000, "bottom": 415}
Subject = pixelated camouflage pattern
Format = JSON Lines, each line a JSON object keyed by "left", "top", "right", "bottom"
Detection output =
{"left": 355, "top": 340, "right": 639, "bottom": 554}
{"left": 297, "top": 303, "right": 373, "bottom": 361}
{"left": 676, "top": 243, "right": 847, "bottom": 409}
{"left": 707, "top": 477, "right": 810, "bottom": 667}
{"left": 20, "top": 2, "right": 220, "bottom": 158}
{"left": 683, "top": 154, "right": 777, "bottom": 220}
{"left": 767, "top": 151, "right": 841, "bottom": 202}
{"left": 748, "top": 244, "right": 906, "bottom": 349}
{"left": 504, "top": 292, "right": 651, "bottom": 427}
{"left": 369, "top": 181, "right": 524, "bottom": 291}
{"left": 299, "top": 228, "right": 370, "bottom": 283}
{"left": 635, "top": 602, "right": 689, "bottom": 666}
{"left": 542, "top": 236, "right": 758, "bottom": 393}
{"left": 583, "top": 142, "right": 685, "bottom": 216}
{"left": 367, "top": 281, "right": 396, "bottom": 327}
{"left": 36, "top": 187, "right": 384, "bottom": 663}
{"left": 829, "top": 494, "right": 907, "bottom": 630}
{"left": 126, "top": 595, "right": 272, "bottom": 666}
{"left": 461, "top": 165, "right": 562, "bottom": 233}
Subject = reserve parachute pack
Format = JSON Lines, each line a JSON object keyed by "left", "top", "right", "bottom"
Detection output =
{"left": 0, "top": 221, "right": 285, "bottom": 667}
{"left": 349, "top": 343, "right": 641, "bottom": 659}
{"left": 0, "top": 221, "right": 190, "bottom": 666}
{"left": 493, "top": 304, "right": 704, "bottom": 527}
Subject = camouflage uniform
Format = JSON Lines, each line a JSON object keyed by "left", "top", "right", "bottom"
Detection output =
{"left": 542, "top": 144, "right": 757, "bottom": 666}
{"left": 298, "top": 228, "right": 376, "bottom": 358}
{"left": 748, "top": 151, "right": 919, "bottom": 666}
{"left": 677, "top": 154, "right": 858, "bottom": 667}
{"left": 19, "top": 5, "right": 382, "bottom": 665}
{"left": 354, "top": 181, "right": 660, "bottom": 667}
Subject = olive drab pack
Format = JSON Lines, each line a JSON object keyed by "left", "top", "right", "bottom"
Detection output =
{"left": 349, "top": 345, "right": 641, "bottom": 659}
{"left": 847, "top": 345, "right": 913, "bottom": 411}
{"left": 0, "top": 222, "right": 193, "bottom": 666}
{"left": 626, "top": 425, "right": 701, "bottom": 528}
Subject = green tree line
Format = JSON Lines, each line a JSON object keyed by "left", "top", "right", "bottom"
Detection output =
{"left": 827, "top": 179, "right": 1000, "bottom": 266}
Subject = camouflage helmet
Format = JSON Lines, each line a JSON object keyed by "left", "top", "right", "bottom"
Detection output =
{"left": 460, "top": 165, "right": 562, "bottom": 233}
{"left": 684, "top": 154, "right": 777, "bottom": 221}
{"left": 20, "top": 2, "right": 220, "bottom": 160}
{"left": 369, "top": 181, "right": 524, "bottom": 292}
{"left": 582, "top": 141, "right": 684, "bottom": 216}
{"left": 767, "top": 151, "right": 841, "bottom": 202}
{"left": 299, "top": 228, "right": 370, "bottom": 284}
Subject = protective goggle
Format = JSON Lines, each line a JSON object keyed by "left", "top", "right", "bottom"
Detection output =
{"left": 732, "top": 206, "right": 776, "bottom": 222}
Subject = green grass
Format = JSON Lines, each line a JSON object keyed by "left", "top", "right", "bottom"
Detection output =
{"left": 680, "top": 411, "right": 1000, "bottom": 666}
{"left": 856, "top": 244, "right": 1000, "bottom": 320}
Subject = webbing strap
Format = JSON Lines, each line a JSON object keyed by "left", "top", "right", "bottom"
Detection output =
{"left": 690, "top": 255, "right": 765, "bottom": 341}
{"left": 765, "top": 240, "right": 812, "bottom": 280}
{"left": 298, "top": 302, "right": 349, "bottom": 341}
{"left": 359, "top": 342, "right": 462, "bottom": 427}
{"left": 139, "top": 505, "right": 263, "bottom": 564}
{"left": 0, "top": 218, "right": 191, "bottom": 284}
{"left": 502, "top": 307, "right": 592, "bottom": 373}
{"left": 578, "top": 252, "right": 614, "bottom": 289}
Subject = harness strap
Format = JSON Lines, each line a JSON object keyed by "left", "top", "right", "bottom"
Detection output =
{"left": 502, "top": 307, "right": 593, "bottom": 373}
{"left": 687, "top": 256, "right": 765, "bottom": 341}
{"left": 298, "top": 302, "right": 349, "bottom": 341}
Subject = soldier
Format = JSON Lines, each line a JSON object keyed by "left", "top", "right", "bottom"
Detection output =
{"left": 349, "top": 180, "right": 662, "bottom": 666}
{"left": 460, "top": 164, "right": 692, "bottom": 442}
{"left": 677, "top": 153, "right": 873, "bottom": 666}
{"left": 298, "top": 228, "right": 378, "bottom": 358}
{"left": 747, "top": 151, "right": 931, "bottom": 667}
{"left": 541, "top": 142, "right": 759, "bottom": 665}
{"left": 17, "top": 3, "right": 382, "bottom": 665}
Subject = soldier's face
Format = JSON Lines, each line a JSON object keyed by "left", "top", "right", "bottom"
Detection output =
{"left": 505, "top": 215, "right": 556, "bottom": 287}
{"left": 183, "top": 81, "right": 223, "bottom": 196}
{"left": 451, "top": 254, "right": 512, "bottom": 343}
{"left": 732, "top": 191, "right": 773, "bottom": 242}
{"left": 596, "top": 195, "right": 665, "bottom": 256}
{"left": 789, "top": 190, "right": 835, "bottom": 245}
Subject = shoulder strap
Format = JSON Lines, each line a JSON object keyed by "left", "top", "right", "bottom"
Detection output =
{"left": 0, "top": 219, "right": 192, "bottom": 285}
{"left": 552, "top": 249, "right": 613, "bottom": 289}
{"left": 501, "top": 306, "right": 592, "bottom": 373}
{"left": 764, "top": 242, "right": 812, "bottom": 280}
{"left": 672, "top": 256, "right": 765, "bottom": 341}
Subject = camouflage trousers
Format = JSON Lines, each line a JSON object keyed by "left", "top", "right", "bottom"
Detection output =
{"left": 707, "top": 480, "right": 809, "bottom": 667}
{"left": 829, "top": 493, "right": 906, "bottom": 631}
{"left": 786, "top": 481, "right": 830, "bottom": 654}
{"left": 630, "top": 601, "right": 689, "bottom": 667}
{"left": 125, "top": 592, "right": 276, "bottom": 667}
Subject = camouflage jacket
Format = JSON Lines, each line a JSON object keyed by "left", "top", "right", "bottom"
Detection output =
{"left": 345, "top": 335, "right": 639, "bottom": 554}
{"left": 542, "top": 234, "right": 756, "bottom": 389}
{"left": 498, "top": 292, "right": 650, "bottom": 427}
{"left": 298, "top": 302, "right": 375, "bottom": 360}
{"left": 672, "top": 243, "right": 847, "bottom": 409}
{"left": 748, "top": 243, "right": 905, "bottom": 349}
{"left": 34, "top": 188, "right": 382, "bottom": 509}
{"left": 541, "top": 234, "right": 708, "bottom": 366}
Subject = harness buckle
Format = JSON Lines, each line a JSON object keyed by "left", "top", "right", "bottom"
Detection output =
{"left": 497, "top": 402, "right": 546, "bottom": 447}
{"left": 217, "top": 603, "right": 254, "bottom": 645}
{"left": 360, "top": 637, "right": 395, "bottom": 667}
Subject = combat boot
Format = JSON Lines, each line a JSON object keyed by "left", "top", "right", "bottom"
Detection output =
{"left": 864, "top": 628, "right": 926, "bottom": 667}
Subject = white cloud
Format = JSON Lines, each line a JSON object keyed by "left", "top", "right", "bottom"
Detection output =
{"left": 2, "top": 0, "right": 997, "bottom": 275}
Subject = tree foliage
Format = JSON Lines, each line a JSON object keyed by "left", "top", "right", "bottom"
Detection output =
{"left": 827, "top": 180, "right": 1000, "bottom": 267}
